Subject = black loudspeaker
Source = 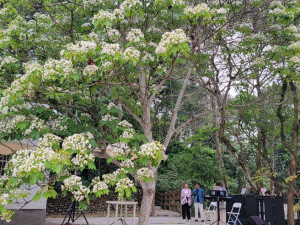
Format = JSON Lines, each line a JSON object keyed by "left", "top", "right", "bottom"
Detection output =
{"left": 250, "top": 216, "right": 267, "bottom": 225}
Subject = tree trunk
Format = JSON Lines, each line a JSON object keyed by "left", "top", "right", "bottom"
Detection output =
{"left": 138, "top": 181, "right": 156, "bottom": 225}
{"left": 286, "top": 81, "right": 298, "bottom": 225}
{"left": 211, "top": 94, "right": 228, "bottom": 190}
{"left": 286, "top": 153, "right": 297, "bottom": 225}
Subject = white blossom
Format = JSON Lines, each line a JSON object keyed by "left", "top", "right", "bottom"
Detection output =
{"left": 83, "top": 65, "right": 99, "bottom": 77}
{"left": 290, "top": 56, "right": 300, "bottom": 64}
{"left": 101, "top": 42, "right": 120, "bottom": 56}
{"left": 118, "top": 120, "right": 132, "bottom": 128}
{"left": 124, "top": 47, "right": 140, "bottom": 61}
{"left": 120, "top": 128, "right": 135, "bottom": 139}
{"left": 155, "top": 29, "right": 189, "bottom": 54}
{"left": 91, "top": 177, "right": 108, "bottom": 193}
{"left": 120, "top": 0, "right": 142, "bottom": 12}
{"left": 120, "top": 159, "right": 134, "bottom": 168}
{"left": 115, "top": 178, "right": 134, "bottom": 193}
{"left": 62, "top": 133, "right": 93, "bottom": 152}
{"left": 66, "top": 41, "right": 97, "bottom": 54}
{"left": 137, "top": 167, "right": 154, "bottom": 180}
{"left": 107, "top": 102, "right": 117, "bottom": 110}
{"left": 107, "top": 29, "right": 121, "bottom": 42}
{"left": 289, "top": 41, "right": 300, "bottom": 50}
{"left": 102, "top": 114, "right": 118, "bottom": 121}
{"left": 139, "top": 142, "right": 165, "bottom": 159}
{"left": 93, "top": 10, "right": 116, "bottom": 23}
{"left": 184, "top": 3, "right": 210, "bottom": 16}
{"left": 126, "top": 29, "right": 144, "bottom": 42}
{"left": 110, "top": 146, "right": 125, "bottom": 158}
{"left": 142, "top": 52, "right": 155, "bottom": 62}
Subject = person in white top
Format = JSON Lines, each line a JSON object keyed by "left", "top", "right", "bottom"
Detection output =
{"left": 180, "top": 182, "right": 192, "bottom": 221}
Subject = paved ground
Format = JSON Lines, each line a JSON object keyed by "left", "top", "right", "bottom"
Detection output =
{"left": 45, "top": 217, "right": 205, "bottom": 225}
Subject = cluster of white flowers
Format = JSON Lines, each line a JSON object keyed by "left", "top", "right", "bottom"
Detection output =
{"left": 38, "top": 133, "right": 62, "bottom": 148}
{"left": 269, "top": 5, "right": 295, "bottom": 18}
{"left": 120, "top": 0, "right": 142, "bottom": 11}
{"left": 42, "top": 58, "right": 76, "bottom": 81}
{"left": 216, "top": 8, "right": 227, "bottom": 14}
{"left": 24, "top": 117, "right": 47, "bottom": 136}
{"left": 102, "top": 114, "right": 118, "bottom": 121}
{"left": 139, "top": 142, "right": 165, "bottom": 159}
{"left": 124, "top": 47, "right": 140, "bottom": 61}
{"left": 91, "top": 177, "right": 108, "bottom": 193}
{"left": 0, "top": 193, "right": 9, "bottom": 206}
{"left": 0, "top": 56, "right": 18, "bottom": 71}
{"left": 71, "top": 152, "right": 95, "bottom": 168}
{"left": 66, "top": 41, "right": 97, "bottom": 54}
{"left": 101, "top": 42, "right": 120, "bottom": 56}
{"left": 114, "top": 168, "right": 128, "bottom": 177}
{"left": 83, "top": 65, "right": 99, "bottom": 77}
{"left": 110, "top": 146, "right": 125, "bottom": 158}
{"left": 103, "top": 173, "right": 116, "bottom": 183}
{"left": 62, "top": 133, "right": 93, "bottom": 152}
{"left": 88, "top": 32, "right": 100, "bottom": 42}
{"left": 102, "top": 61, "right": 113, "bottom": 70}
{"left": 118, "top": 120, "right": 132, "bottom": 128}
{"left": 107, "top": 29, "right": 120, "bottom": 42}
{"left": 72, "top": 186, "right": 90, "bottom": 202}
{"left": 81, "top": 22, "right": 91, "bottom": 28}
{"left": 113, "top": 8, "right": 125, "bottom": 20}
{"left": 290, "top": 56, "right": 300, "bottom": 64}
{"left": 62, "top": 175, "right": 90, "bottom": 202}
{"left": 115, "top": 178, "right": 134, "bottom": 193}
{"left": 155, "top": 29, "right": 189, "bottom": 54}
{"left": 285, "top": 25, "right": 298, "bottom": 33}
{"left": 142, "top": 52, "right": 155, "bottom": 62}
{"left": 0, "top": 7, "right": 9, "bottom": 16}
{"left": 23, "top": 61, "right": 43, "bottom": 75}
{"left": 126, "top": 29, "right": 144, "bottom": 42}
{"left": 184, "top": 3, "right": 210, "bottom": 16}
{"left": 137, "top": 168, "right": 154, "bottom": 180}
{"left": 120, "top": 159, "right": 134, "bottom": 168}
{"left": 107, "top": 102, "right": 117, "bottom": 110}
{"left": 48, "top": 116, "right": 68, "bottom": 132}
{"left": 9, "top": 148, "right": 49, "bottom": 176}
{"left": 62, "top": 175, "right": 82, "bottom": 191}
{"left": 0, "top": 115, "right": 26, "bottom": 134}
{"left": 93, "top": 10, "right": 116, "bottom": 23}
{"left": 120, "top": 128, "right": 135, "bottom": 139}
{"left": 289, "top": 41, "right": 300, "bottom": 50}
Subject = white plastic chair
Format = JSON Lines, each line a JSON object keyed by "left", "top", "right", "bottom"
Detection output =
{"left": 227, "top": 203, "right": 242, "bottom": 225}
{"left": 204, "top": 202, "right": 217, "bottom": 225}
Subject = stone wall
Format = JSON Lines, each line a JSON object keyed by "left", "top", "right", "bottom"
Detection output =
{"left": 46, "top": 195, "right": 140, "bottom": 216}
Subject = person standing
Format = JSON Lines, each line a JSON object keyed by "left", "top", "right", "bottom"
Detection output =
{"left": 193, "top": 182, "right": 205, "bottom": 222}
{"left": 181, "top": 182, "right": 192, "bottom": 221}
{"left": 213, "top": 181, "right": 228, "bottom": 223}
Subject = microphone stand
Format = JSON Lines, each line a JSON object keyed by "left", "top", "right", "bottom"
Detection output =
{"left": 211, "top": 195, "right": 226, "bottom": 225}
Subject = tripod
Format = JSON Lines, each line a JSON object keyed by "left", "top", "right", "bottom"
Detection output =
{"left": 211, "top": 196, "right": 226, "bottom": 225}
{"left": 61, "top": 201, "right": 89, "bottom": 225}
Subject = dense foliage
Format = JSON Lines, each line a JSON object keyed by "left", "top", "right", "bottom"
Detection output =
{"left": 0, "top": 0, "right": 299, "bottom": 224}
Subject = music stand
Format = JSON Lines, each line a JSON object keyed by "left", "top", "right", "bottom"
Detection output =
{"left": 61, "top": 201, "right": 89, "bottom": 225}
{"left": 210, "top": 190, "right": 226, "bottom": 225}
